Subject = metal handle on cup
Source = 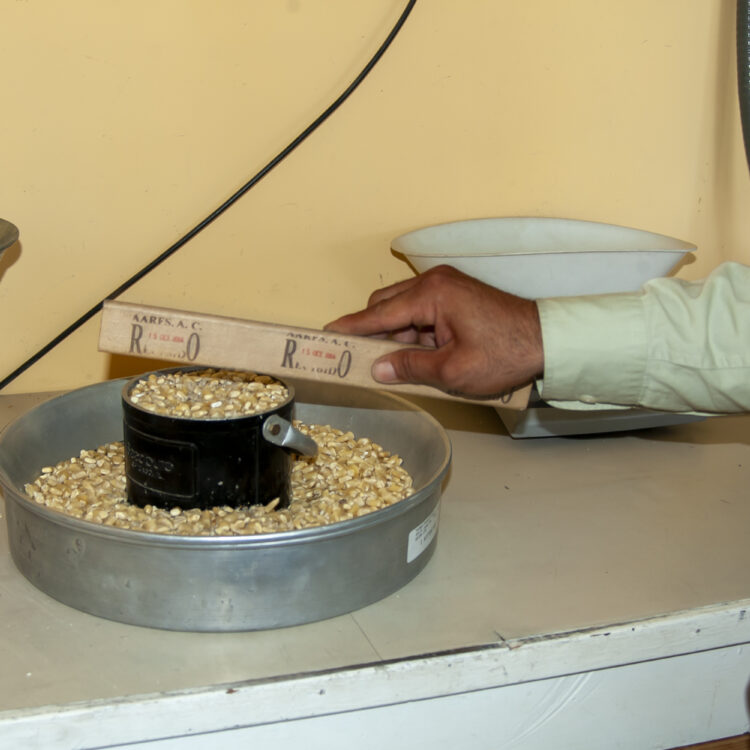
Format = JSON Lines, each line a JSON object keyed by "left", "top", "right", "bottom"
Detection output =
{"left": 262, "top": 415, "right": 318, "bottom": 457}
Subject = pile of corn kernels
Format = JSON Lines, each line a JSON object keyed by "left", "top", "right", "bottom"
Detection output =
{"left": 127, "top": 368, "right": 289, "bottom": 419}
{"left": 24, "top": 421, "right": 414, "bottom": 536}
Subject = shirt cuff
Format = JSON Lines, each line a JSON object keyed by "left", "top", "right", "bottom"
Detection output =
{"left": 536, "top": 292, "right": 648, "bottom": 409}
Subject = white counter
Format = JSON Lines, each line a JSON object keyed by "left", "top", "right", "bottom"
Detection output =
{"left": 1, "top": 392, "right": 749, "bottom": 749}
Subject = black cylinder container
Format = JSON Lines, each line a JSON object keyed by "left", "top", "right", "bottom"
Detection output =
{"left": 122, "top": 369, "right": 299, "bottom": 511}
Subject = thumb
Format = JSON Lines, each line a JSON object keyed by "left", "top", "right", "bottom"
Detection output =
{"left": 371, "top": 348, "right": 448, "bottom": 389}
{"left": 372, "top": 357, "right": 400, "bottom": 383}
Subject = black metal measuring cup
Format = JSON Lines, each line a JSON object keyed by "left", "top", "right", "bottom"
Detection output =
{"left": 121, "top": 368, "right": 317, "bottom": 511}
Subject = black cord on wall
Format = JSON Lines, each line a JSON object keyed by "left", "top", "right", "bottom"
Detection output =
{"left": 0, "top": 0, "right": 417, "bottom": 391}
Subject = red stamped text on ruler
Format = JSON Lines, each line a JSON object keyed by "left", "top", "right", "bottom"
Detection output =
{"left": 279, "top": 332, "right": 354, "bottom": 379}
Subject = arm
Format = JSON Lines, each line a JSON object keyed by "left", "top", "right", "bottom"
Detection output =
{"left": 327, "top": 261, "right": 750, "bottom": 414}
{"left": 539, "top": 261, "right": 750, "bottom": 413}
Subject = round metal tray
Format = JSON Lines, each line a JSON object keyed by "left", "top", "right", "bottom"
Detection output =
{"left": 0, "top": 378, "right": 451, "bottom": 631}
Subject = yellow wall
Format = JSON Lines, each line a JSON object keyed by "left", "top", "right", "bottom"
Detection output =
{"left": 1, "top": 0, "right": 749, "bottom": 393}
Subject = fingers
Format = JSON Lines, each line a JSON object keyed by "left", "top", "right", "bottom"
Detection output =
{"left": 324, "top": 307, "right": 394, "bottom": 337}
{"left": 325, "top": 268, "right": 457, "bottom": 337}
{"left": 365, "top": 275, "right": 421, "bottom": 307}
{"left": 326, "top": 280, "right": 434, "bottom": 337}
{"left": 389, "top": 326, "right": 423, "bottom": 345}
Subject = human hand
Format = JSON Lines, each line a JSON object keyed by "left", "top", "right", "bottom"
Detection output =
{"left": 325, "top": 265, "right": 544, "bottom": 398}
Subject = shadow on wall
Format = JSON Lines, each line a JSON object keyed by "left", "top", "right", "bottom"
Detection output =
{"left": 0, "top": 218, "right": 20, "bottom": 283}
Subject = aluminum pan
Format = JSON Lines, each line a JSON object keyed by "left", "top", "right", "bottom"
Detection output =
{"left": 0, "top": 378, "right": 451, "bottom": 631}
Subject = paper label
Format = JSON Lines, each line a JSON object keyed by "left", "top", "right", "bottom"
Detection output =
{"left": 407, "top": 503, "right": 440, "bottom": 563}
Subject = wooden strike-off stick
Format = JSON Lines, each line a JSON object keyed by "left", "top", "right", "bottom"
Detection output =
{"left": 98, "top": 300, "right": 531, "bottom": 410}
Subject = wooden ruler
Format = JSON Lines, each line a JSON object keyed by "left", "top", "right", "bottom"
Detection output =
{"left": 98, "top": 300, "right": 530, "bottom": 410}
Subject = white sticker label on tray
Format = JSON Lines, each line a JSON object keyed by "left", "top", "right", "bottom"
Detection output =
{"left": 407, "top": 503, "right": 440, "bottom": 563}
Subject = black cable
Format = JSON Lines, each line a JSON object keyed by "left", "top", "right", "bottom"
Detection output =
{"left": 0, "top": 0, "right": 417, "bottom": 391}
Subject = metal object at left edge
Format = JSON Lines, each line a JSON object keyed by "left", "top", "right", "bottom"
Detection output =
{"left": 0, "top": 218, "right": 19, "bottom": 254}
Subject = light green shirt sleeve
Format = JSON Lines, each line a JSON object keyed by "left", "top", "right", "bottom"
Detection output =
{"left": 536, "top": 262, "right": 750, "bottom": 414}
